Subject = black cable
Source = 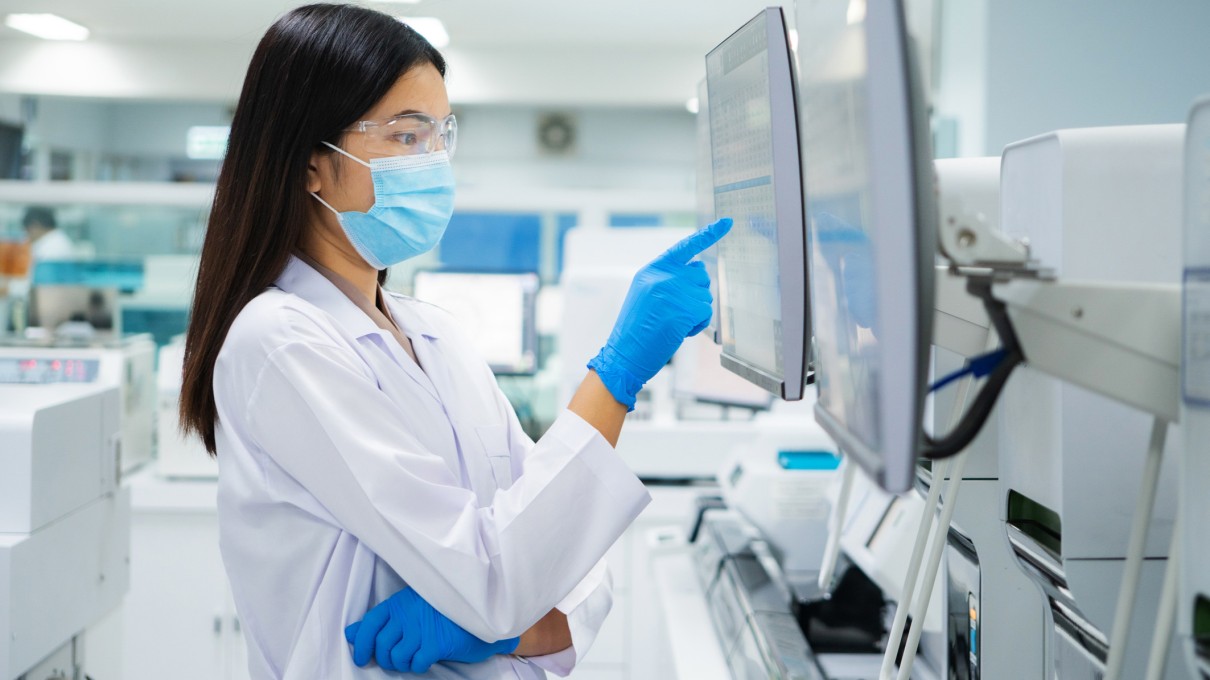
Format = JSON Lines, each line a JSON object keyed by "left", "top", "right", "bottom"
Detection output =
{"left": 921, "top": 276, "right": 1026, "bottom": 460}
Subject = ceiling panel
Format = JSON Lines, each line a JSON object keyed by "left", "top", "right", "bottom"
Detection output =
{"left": 0, "top": 0, "right": 776, "bottom": 49}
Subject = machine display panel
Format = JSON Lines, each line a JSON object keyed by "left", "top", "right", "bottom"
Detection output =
{"left": 798, "top": 0, "right": 937, "bottom": 492}
{"left": 706, "top": 7, "right": 809, "bottom": 401}
{"left": 0, "top": 357, "right": 100, "bottom": 384}
{"left": 412, "top": 271, "right": 540, "bottom": 375}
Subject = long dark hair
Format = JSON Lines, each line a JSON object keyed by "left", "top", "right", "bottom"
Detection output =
{"left": 181, "top": 3, "right": 446, "bottom": 454}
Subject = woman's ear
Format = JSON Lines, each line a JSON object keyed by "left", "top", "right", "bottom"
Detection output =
{"left": 306, "top": 150, "right": 325, "bottom": 194}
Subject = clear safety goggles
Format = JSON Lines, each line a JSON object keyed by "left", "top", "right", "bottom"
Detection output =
{"left": 344, "top": 112, "right": 458, "bottom": 158}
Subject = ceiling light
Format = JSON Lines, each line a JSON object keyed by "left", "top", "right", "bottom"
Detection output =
{"left": 5, "top": 13, "right": 89, "bottom": 41}
{"left": 398, "top": 17, "right": 448, "bottom": 48}
{"left": 685, "top": 97, "right": 700, "bottom": 115}
{"left": 846, "top": 0, "right": 867, "bottom": 25}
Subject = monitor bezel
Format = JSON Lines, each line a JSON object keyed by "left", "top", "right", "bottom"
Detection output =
{"left": 803, "top": 0, "right": 937, "bottom": 493}
{"left": 707, "top": 6, "right": 811, "bottom": 402}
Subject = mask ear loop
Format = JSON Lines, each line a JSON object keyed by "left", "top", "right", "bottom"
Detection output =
{"left": 309, "top": 190, "right": 342, "bottom": 217}
{"left": 323, "top": 141, "right": 371, "bottom": 168}
{"left": 310, "top": 141, "right": 372, "bottom": 215}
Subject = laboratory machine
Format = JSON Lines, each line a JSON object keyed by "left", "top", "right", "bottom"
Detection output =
{"left": 0, "top": 378, "right": 131, "bottom": 678}
{"left": 993, "top": 124, "right": 1186, "bottom": 679}
{"left": 910, "top": 157, "right": 1048, "bottom": 680}
{"left": 705, "top": 5, "right": 810, "bottom": 402}
{"left": 1180, "top": 98, "right": 1210, "bottom": 679}
{"left": 679, "top": 2, "right": 921, "bottom": 676}
{"left": 156, "top": 338, "right": 216, "bottom": 478}
{"left": 118, "top": 254, "right": 198, "bottom": 348}
{"left": 0, "top": 333, "right": 156, "bottom": 474}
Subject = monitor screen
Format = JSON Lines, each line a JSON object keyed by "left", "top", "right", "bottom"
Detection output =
{"left": 412, "top": 271, "right": 540, "bottom": 375}
{"left": 706, "top": 7, "right": 809, "bottom": 401}
{"left": 694, "top": 78, "right": 722, "bottom": 345}
{"left": 798, "top": 0, "right": 937, "bottom": 493}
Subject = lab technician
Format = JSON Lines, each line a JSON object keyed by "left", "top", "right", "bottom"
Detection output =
{"left": 23, "top": 206, "right": 72, "bottom": 260}
{"left": 178, "top": 4, "right": 730, "bottom": 679}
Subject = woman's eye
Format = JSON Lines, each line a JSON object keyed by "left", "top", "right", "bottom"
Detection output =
{"left": 395, "top": 132, "right": 420, "bottom": 146}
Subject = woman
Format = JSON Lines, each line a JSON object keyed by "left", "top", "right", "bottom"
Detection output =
{"left": 180, "top": 4, "right": 729, "bottom": 678}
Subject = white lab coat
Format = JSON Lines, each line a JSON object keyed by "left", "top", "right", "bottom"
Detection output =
{"left": 213, "top": 256, "right": 650, "bottom": 679}
{"left": 31, "top": 229, "right": 73, "bottom": 260}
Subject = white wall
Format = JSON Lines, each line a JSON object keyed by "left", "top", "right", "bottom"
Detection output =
{"left": 5, "top": 97, "right": 699, "bottom": 190}
{"left": 454, "top": 106, "right": 697, "bottom": 191}
{"left": 935, "top": 0, "right": 1210, "bottom": 157}
{"left": 933, "top": 0, "right": 988, "bottom": 157}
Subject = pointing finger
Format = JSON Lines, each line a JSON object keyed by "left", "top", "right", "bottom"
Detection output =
{"left": 659, "top": 218, "right": 733, "bottom": 265}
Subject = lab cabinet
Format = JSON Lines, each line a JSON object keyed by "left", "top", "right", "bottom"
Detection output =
{"left": 94, "top": 470, "right": 250, "bottom": 680}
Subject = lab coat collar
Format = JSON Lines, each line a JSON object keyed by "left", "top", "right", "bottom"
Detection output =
{"left": 274, "top": 256, "right": 382, "bottom": 341}
{"left": 274, "top": 255, "right": 443, "bottom": 343}
{"left": 382, "top": 293, "right": 442, "bottom": 342}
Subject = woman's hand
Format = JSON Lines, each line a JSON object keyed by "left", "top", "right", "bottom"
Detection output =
{"left": 587, "top": 217, "right": 732, "bottom": 410}
{"left": 345, "top": 588, "right": 519, "bottom": 673}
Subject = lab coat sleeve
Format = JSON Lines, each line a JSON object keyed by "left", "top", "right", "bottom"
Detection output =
{"left": 492, "top": 384, "right": 619, "bottom": 674}
{"left": 242, "top": 336, "right": 651, "bottom": 642}
{"left": 523, "top": 559, "right": 613, "bottom": 676}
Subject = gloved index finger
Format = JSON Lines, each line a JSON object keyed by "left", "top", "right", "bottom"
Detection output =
{"left": 660, "top": 217, "right": 733, "bottom": 265}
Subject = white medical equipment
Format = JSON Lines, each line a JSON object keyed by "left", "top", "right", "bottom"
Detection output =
{"left": 0, "top": 381, "right": 131, "bottom": 678}
{"left": 992, "top": 124, "right": 1185, "bottom": 680}
{"left": 1178, "top": 97, "right": 1210, "bottom": 680}
{"left": 0, "top": 333, "right": 156, "bottom": 474}
{"left": 716, "top": 430, "right": 840, "bottom": 584}
{"left": 872, "top": 158, "right": 1048, "bottom": 680}
{"left": 156, "top": 339, "right": 215, "bottom": 478}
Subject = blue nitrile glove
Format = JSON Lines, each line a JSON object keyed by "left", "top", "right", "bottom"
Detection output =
{"left": 345, "top": 588, "right": 520, "bottom": 673}
{"left": 588, "top": 217, "right": 733, "bottom": 410}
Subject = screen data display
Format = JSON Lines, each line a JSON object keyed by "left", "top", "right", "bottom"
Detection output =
{"left": 706, "top": 8, "right": 807, "bottom": 400}
{"left": 0, "top": 357, "right": 100, "bottom": 384}
{"left": 413, "top": 272, "right": 539, "bottom": 375}
{"left": 695, "top": 78, "right": 722, "bottom": 344}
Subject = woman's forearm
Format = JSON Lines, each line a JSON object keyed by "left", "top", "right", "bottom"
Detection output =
{"left": 567, "top": 370, "right": 627, "bottom": 447}
{"left": 514, "top": 608, "right": 572, "bottom": 657}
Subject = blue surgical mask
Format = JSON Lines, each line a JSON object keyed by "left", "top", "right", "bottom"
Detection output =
{"left": 311, "top": 143, "right": 455, "bottom": 270}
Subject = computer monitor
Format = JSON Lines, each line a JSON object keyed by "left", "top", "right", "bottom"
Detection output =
{"left": 706, "top": 6, "right": 810, "bottom": 401}
{"left": 673, "top": 333, "right": 774, "bottom": 410}
{"left": 694, "top": 78, "right": 722, "bottom": 345}
{"left": 797, "top": 0, "right": 937, "bottom": 493}
{"left": 412, "top": 271, "right": 540, "bottom": 375}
